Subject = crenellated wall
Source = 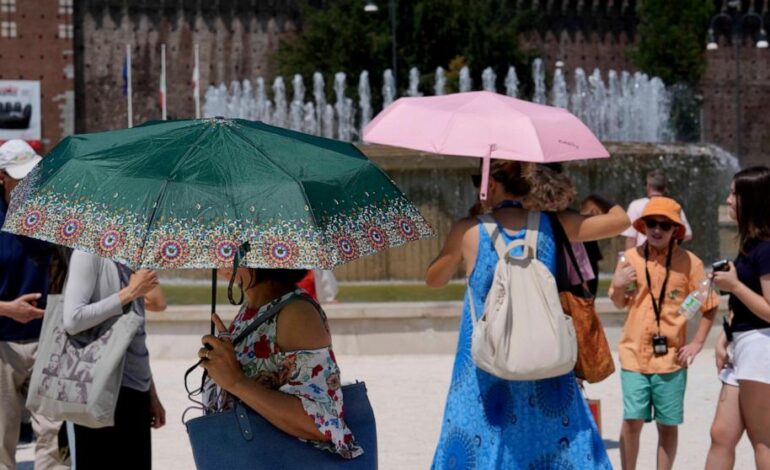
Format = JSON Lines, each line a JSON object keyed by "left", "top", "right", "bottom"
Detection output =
{"left": 74, "top": 0, "right": 298, "bottom": 132}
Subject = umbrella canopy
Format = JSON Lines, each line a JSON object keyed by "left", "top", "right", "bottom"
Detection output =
{"left": 363, "top": 91, "right": 609, "bottom": 199}
{"left": 3, "top": 118, "right": 433, "bottom": 270}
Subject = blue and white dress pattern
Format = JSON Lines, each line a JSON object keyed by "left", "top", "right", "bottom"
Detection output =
{"left": 431, "top": 212, "right": 611, "bottom": 469}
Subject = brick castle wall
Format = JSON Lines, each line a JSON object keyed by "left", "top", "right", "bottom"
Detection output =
{"left": 75, "top": 1, "right": 297, "bottom": 133}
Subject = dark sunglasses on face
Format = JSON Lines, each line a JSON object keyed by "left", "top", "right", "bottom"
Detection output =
{"left": 471, "top": 174, "right": 482, "bottom": 188}
{"left": 644, "top": 219, "right": 674, "bottom": 231}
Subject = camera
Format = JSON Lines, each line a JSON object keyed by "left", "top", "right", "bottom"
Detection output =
{"left": 712, "top": 259, "right": 730, "bottom": 272}
{"left": 652, "top": 335, "right": 668, "bottom": 356}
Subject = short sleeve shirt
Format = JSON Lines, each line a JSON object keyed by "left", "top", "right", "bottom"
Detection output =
{"left": 729, "top": 239, "right": 770, "bottom": 332}
{"left": 609, "top": 245, "right": 719, "bottom": 373}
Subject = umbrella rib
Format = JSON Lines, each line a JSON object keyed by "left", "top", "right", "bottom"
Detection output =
{"left": 134, "top": 125, "right": 211, "bottom": 267}
{"left": 229, "top": 123, "right": 322, "bottom": 230}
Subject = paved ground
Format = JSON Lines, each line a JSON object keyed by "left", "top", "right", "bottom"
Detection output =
{"left": 17, "top": 351, "right": 754, "bottom": 469}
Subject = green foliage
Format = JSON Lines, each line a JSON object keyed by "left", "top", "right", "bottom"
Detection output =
{"left": 273, "top": 0, "right": 533, "bottom": 101}
{"left": 629, "top": 0, "right": 714, "bottom": 142}
{"left": 629, "top": 0, "right": 714, "bottom": 87}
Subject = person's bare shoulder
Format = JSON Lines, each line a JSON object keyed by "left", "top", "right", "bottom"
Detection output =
{"left": 276, "top": 299, "right": 331, "bottom": 352}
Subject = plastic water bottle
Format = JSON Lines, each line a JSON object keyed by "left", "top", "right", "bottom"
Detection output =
{"left": 618, "top": 252, "right": 637, "bottom": 298}
{"left": 678, "top": 278, "right": 711, "bottom": 319}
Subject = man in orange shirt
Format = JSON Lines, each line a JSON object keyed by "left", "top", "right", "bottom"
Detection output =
{"left": 609, "top": 197, "right": 719, "bottom": 470}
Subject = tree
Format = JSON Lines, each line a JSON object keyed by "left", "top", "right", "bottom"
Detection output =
{"left": 629, "top": 0, "right": 714, "bottom": 87}
{"left": 629, "top": 0, "right": 714, "bottom": 141}
{"left": 273, "top": 0, "right": 534, "bottom": 104}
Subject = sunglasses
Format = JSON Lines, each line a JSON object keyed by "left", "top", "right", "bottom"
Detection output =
{"left": 644, "top": 219, "right": 674, "bottom": 231}
{"left": 471, "top": 174, "right": 482, "bottom": 188}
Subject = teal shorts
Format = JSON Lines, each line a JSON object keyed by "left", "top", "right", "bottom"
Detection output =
{"left": 621, "top": 369, "right": 687, "bottom": 426}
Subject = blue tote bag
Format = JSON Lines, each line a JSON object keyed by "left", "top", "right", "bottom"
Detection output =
{"left": 184, "top": 293, "right": 377, "bottom": 470}
{"left": 186, "top": 381, "right": 377, "bottom": 470}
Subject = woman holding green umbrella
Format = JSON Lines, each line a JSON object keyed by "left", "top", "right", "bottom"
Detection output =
{"left": 3, "top": 117, "right": 431, "bottom": 469}
{"left": 198, "top": 266, "right": 361, "bottom": 458}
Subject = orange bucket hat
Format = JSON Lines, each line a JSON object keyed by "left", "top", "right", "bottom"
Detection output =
{"left": 632, "top": 196, "right": 687, "bottom": 240}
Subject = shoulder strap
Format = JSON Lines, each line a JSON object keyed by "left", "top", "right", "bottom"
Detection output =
{"left": 478, "top": 214, "right": 508, "bottom": 259}
{"left": 523, "top": 211, "right": 540, "bottom": 257}
{"left": 184, "top": 291, "right": 306, "bottom": 409}
{"left": 231, "top": 292, "right": 302, "bottom": 347}
{"left": 549, "top": 211, "right": 593, "bottom": 297}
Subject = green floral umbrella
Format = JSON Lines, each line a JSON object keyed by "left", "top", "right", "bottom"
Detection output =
{"left": 3, "top": 118, "right": 433, "bottom": 271}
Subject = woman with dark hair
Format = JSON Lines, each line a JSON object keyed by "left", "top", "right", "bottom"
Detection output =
{"left": 426, "top": 160, "right": 629, "bottom": 469}
{"left": 197, "top": 267, "right": 362, "bottom": 459}
{"left": 706, "top": 166, "right": 770, "bottom": 469}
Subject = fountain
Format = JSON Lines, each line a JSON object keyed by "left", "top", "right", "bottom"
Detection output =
{"left": 322, "top": 104, "right": 335, "bottom": 139}
{"left": 504, "top": 66, "right": 519, "bottom": 98}
{"left": 239, "top": 79, "right": 254, "bottom": 119}
{"left": 434, "top": 67, "right": 446, "bottom": 96}
{"left": 481, "top": 67, "right": 496, "bottom": 92}
{"left": 531, "top": 58, "right": 546, "bottom": 104}
{"left": 226, "top": 81, "right": 242, "bottom": 118}
{"left": 407, "top": 67, "right": 422, "bottom": 97}
{"left": 382, "top": 69, "right": 396, "bottom": 107}
{"left": 551, "top": 67, "right": 568, "bottom": 109}
{"left": 303, "top": 102, "right": 318, "bottom": 136}
{"left": 289, "top": 74, "right": 305, "bottom": 131}
{"left": 255, "top": 77, "right": 271, "bottom": 124}
{"left": 313, "top": 72, "right": 327, "bottom": 135}
{"left": 272, "top": 77, "right": 288, "bottom": 128}
{"left": 203, "top": 59, "right": 674, "bottom": 146}
{"left": 334, "top": 72, "right": 352, "bottom": 141}
{"left": 459, "top": 66, "right": 472, "bottom": 92}
{"left": 358, "top": 71, "right": 372, "bottom": 138}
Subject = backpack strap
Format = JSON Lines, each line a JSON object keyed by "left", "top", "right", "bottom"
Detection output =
{"left": 501, "top": 211, "right": 540, "bottom": 260}
{"left": 478, "top": 214, "right": 508, "bottom": 259}
{"left": 523, "top": 211, "right": 540, "bottom": 257}
{"left": 479, "top": 212, "right": 541, "bottom": 260}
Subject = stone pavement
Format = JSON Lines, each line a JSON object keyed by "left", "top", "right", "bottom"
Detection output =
{"left": 17, "top": 351, "right": 754, "bottom": 469}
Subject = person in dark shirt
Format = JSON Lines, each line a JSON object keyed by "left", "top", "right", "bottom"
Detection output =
{"left": 707, "top": 166, "right": 770, "bottom": 469}
{"left": 0, "top": 140, "right": 67, "bottom": 469}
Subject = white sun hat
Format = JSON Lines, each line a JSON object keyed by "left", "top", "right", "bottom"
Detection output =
{"left": 0, "top": 139, "right": 42, "bottom": 179}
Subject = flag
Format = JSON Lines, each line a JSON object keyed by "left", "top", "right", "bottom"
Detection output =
{"left": 122, "top": 58, "right": 128, "bottom": 96}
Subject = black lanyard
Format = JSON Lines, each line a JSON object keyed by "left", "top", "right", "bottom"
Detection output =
{"left": 644, "top": 240, "right": 674, "bottom": 334}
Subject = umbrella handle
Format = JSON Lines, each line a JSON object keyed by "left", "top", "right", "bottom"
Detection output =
{"left": 479, "top": 145, "right": 495, "bottom": 201}
{"left": 210, "top": 268, "right": 217, "bottom": 335}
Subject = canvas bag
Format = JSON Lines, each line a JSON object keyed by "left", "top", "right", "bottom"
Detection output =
{"left": 469, "top": 211, "right": 577, "bottom": 381}
{"left": 26, "top": 292, "right": 143, "bottom": 428}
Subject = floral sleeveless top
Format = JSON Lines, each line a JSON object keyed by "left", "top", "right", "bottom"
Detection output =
{"left": 204, "top": 289, "right": 362, "bottom": 459}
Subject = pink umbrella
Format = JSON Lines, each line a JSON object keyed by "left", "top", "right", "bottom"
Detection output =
{"left": 363, "top": 91, "right": 609, "bottom": 200}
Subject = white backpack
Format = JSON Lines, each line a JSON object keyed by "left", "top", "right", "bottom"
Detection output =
{"left": 469, "top": 212, "right": 577, "bottom": 381}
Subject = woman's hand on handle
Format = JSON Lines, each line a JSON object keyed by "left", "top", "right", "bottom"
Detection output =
{"left": 198, "top": 313, "right": 247, "bottom": 393}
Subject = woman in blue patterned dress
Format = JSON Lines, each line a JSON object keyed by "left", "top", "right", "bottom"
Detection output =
{"left": 426, "top": 160, "right": 629, "bottom": 469}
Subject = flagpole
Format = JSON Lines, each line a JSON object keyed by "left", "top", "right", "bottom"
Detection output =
{"left": 161, "top": 44, "right": 167, "bottom": 120}
{"left": 193, "top": 43, "right": 200, "bottom": 119}
{"left": 126, "top": 44, "right": 133, "bottom": 128}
